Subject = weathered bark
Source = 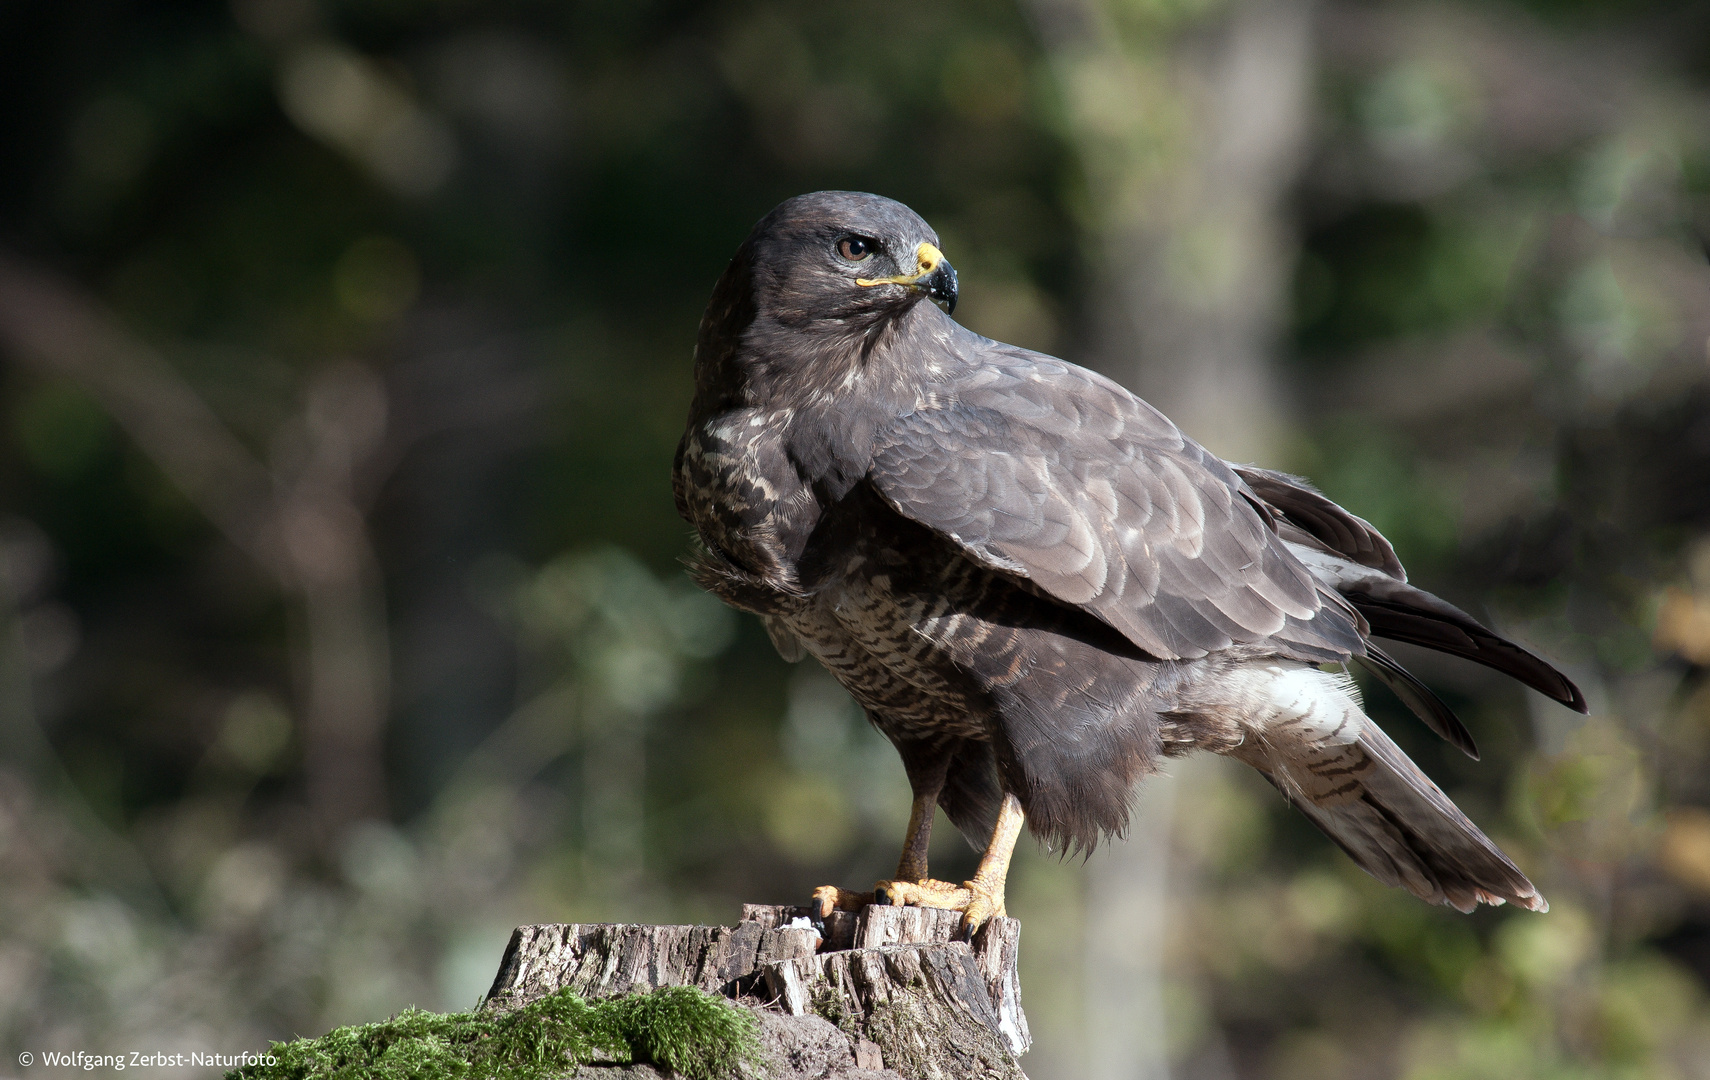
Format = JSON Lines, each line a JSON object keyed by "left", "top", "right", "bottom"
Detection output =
{"left": 553, "top": 1010, "right": 895, "bottom": 1080}
{"left": 483, "top": 903, "right": 1030, "bottom": 1080}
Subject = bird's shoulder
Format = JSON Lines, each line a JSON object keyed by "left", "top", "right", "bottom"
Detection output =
{"left": 676, "top": 404, "right": 791, "bottom": 509}
{"left": 908, "top": 339, "right": 1189, "bottom": 450}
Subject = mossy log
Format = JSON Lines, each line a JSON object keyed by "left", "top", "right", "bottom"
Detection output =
{"left": 484, "top": 904, "right": 1030, "bottom": 1080}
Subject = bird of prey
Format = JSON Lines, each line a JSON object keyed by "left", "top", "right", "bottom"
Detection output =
{"left": 674, "top": 191, "right": 1585, "bottom": 930}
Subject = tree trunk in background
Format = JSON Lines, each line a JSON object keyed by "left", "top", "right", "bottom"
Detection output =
{"left": 1092, "top": 0, "right": 1312, "bottom": 465}
{"left": 1082, "top": 771, "right": 1175, "bottom": 1080}
{"left": 0, "top": 258, "right": 394, "bottom": 844}
{"left": 1026, "top": 0, "right": 1314, "bottom": 1076}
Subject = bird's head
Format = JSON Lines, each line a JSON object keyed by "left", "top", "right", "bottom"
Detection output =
{"left": 732, "top": 191, "right": 958, "bottom": 328}
{"left": 691, "top": 192, "right": 961, "bottom": 407}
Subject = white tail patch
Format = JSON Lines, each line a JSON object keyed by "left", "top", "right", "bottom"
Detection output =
{"left": 1214, "top": 662, "right": 1365, "bottom": 744}
{"left": 1174, "top": 659, "right": 1545, "bottom": 912}
{"left": 1175, "top": 661, "right": 1370, "bottom": 805}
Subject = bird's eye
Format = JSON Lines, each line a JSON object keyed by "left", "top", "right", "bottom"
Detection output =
{"left": 837, "top": 236, "right": 874, "bottom": 262}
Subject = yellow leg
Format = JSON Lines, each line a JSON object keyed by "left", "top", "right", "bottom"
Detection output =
{"left": 965, "top": 792, "right": 1025, "bottom": 924}
{"left": 812, "top": 787, "right": 943, "bottom": 918}
{"left": 873, "top": 793, "right": 1025, "bottom": 932}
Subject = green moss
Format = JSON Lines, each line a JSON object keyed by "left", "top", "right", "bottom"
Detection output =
{"left": 603, "top": 988, "right": 767, "bottom": 1079}
{"left": 228, "top": 985, "right": 764, "bottom": 1080}
{"left": 807, "top": 986, "right": 853, "bottom": 1035}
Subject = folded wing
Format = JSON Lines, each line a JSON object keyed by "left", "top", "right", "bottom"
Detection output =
{"left": 868, "top": 348, "right": 1364, "bottom": 664}
{"left": 1237, "top": 467, "right": 1587, "bottom": 715}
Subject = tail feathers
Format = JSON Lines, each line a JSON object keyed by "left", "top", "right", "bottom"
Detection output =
{"left": 1247, "top": 711, "right": 1545, "bottom": 913}
{"left": 1357, "top": 645, "right": 1479, "bottom": 760}
{"left": 1348, "top": 585, "right": 1588, "bottom": 714}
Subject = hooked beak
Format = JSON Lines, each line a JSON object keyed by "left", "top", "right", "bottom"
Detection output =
{"left": 858, "top": 241, "right": 959, "bottom": 316}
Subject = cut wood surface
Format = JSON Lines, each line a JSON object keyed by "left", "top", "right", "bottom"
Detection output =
{"left": 484, "top": 903, "right": 1030, "bottom": 1080}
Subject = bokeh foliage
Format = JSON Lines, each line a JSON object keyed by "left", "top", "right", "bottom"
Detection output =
{"left": 1, "top": 0, "right": 1709, "bottom": 1078}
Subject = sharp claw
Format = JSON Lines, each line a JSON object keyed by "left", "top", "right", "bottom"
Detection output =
{"left": 812, "top": 885, "right": 873, "bottom": 917}
{"left": 810, "top": 885, "right": 840, "bottom": 919}
{"left": 960, "top": 891, "right": 1001, "bottom": 934}
{"left": 817, "top": 878, "right": 1002, "bottom": 927}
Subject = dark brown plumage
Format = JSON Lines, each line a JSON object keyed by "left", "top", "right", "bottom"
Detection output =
{"left": 675, "top": 191, "right": 1586, "bottom": 922}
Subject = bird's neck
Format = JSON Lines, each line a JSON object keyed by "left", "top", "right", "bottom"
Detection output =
{"left": 769, "top": 301, "right": 956, "bottom": 405}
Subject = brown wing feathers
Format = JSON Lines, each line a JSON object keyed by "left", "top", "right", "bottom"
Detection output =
{"left": 869, "top": 357, "right": 1364, "bottom": 666}
{"left": 1351, "top": 591, "right": 1588, "bottom": 713}
{"left": 1234, "top": 467, "right": 1406, "bottom": 578}
{"left": 1236, "top": 466, "right": 1588, "bottom": 716}
{"left": 1357, "top": 645, "right": 1480, "bottom": 759}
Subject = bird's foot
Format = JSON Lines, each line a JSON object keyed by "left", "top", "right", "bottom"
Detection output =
{"left": 812, "top": 878, "right": 1006, "bottom": 932}
{"left": 810, "top": 885, "right": 873, "bottom": 919}
{"left": 873, "top": 877, "right": 1005, "bottom": 933}
{"left": 872, "top": 877, "right": 967, "bottom": 909}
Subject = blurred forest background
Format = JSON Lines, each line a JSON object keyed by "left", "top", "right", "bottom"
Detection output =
{"left": 1, "top": 0, "right": 1709, "bottom": 1076}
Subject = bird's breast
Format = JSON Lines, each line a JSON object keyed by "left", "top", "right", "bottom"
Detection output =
{"left": 676, "top": 407, "right": 820, "bottom": 592}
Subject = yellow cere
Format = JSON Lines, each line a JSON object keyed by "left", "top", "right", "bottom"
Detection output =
{"left": 858, "top": 242, "right": 945, "bottom": 288}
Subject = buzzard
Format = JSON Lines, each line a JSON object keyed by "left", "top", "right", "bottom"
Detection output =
{"left": 674, "top": 191, "right": 1585, "bottom": 930}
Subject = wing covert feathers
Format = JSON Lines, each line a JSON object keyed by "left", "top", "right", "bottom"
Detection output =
{"left": 868, "top": 350, "right": 1363, "bottom": 665}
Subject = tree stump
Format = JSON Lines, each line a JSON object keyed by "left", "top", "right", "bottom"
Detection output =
{"left": 484, "top": 903, "right": 1030, "bottom": 1080}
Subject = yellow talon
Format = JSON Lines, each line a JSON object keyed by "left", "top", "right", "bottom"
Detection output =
{"left": 815, "top": 791, "right": 1024, "bottom": 934}
{"left": 810, "top": 885, "right": 871, "bottom": 919}
{"left": 871, "top": 877, "right": 1005, "bottom": 932}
